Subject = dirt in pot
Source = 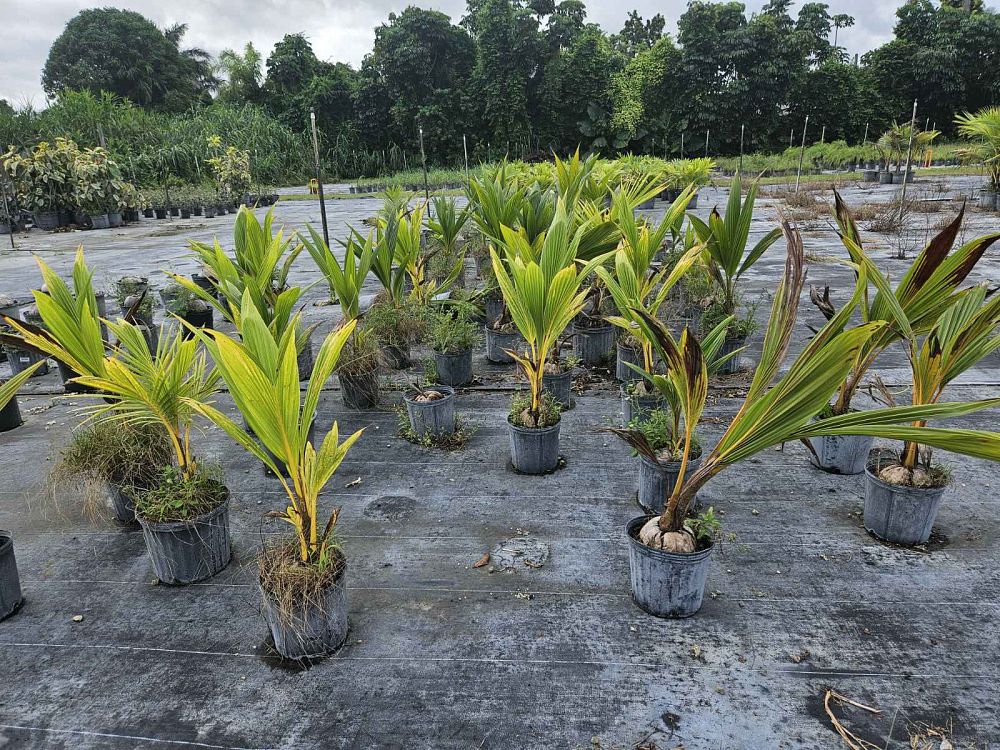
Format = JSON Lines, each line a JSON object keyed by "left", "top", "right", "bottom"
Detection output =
{"left": 509, "top": 392, "right": 561, "bottom": 429}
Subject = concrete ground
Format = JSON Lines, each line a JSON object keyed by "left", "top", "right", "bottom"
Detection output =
{"left": 0, "top": 174, "right": 998, "bottom": 749}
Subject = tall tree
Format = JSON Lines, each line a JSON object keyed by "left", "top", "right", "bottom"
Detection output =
{"left": 42, "top": 9, "right": 208, "bottom": 111}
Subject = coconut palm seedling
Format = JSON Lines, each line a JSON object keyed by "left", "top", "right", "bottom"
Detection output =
{"left": 859, "top": 284, "right": 1000, "bottom": 544}
{"left": 300, "top": 224, "right": 373, "bottom": 324}
{"left": 612, "top": 221, "right": 1000, "bottom": 617}
{"left": 818, "top": 193, "right": 1000, "bottom": 419}
{"left": 598, "top": 186, "right": 699, "bottom": 374}
{"left": 73, "top": 321, "right": 228, "bottom": 584}
{"left": 491, "top": 198, "right": 611, "bottom": 473}
{"left": 689, "top": 173, "right": 782, "bottom": 356}
{"left": 427, "top": 195, "right": 471, "bottom": 271}
{"left": 190, "top": 298, "right": 363, "bottom": 658}
{"left": 1, "top": 249, "right": 107, "bottom": 390}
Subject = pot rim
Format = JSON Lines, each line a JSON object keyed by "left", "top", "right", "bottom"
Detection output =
{"left": 571, "top": 322, "right": 613, "bottom": 334}
{"left": 863, "top": 463, "right": 950, "bottom": 496}
{"left": 626, "top": 515, "right": 714, "bottom": 562}
{"left": 403, "top": 385, "right": 456, "bottom": 404}
{"left": 484, "top": 325, "right": 521, "bottom": 336}
{"left": 542, "top": 367, "right": 573, "bottom": 380}
{"left": 638, "top": 452, "right": 704, "bottom": 470}
{"left": 137, "top": 492, "right": 230, "bottom": 530}
{"left": 620, "top": 383, "right": 662, "bottom": 400}
{"left": 433, "top": 347, "right": 473, "bottom": 358}
{"left": 0, "top": 530, "right": 12, "bottom": 553}
{"left": 506, "top": 415, "right": 561, "bottom": 433}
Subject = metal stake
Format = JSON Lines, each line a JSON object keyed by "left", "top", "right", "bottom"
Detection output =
{"left": 795, "top": 116, "right": 809, "bottom": 194}
{"left": 419, "top": 126, "right": 430, "bottom": 203}
{"left": 309, "top": 111, "right": 330, "bottom": 249}
{"left": 899, "top": 100, "right": 918, "bottom": 225}
{"left": 739, "top": 124, "right": 745, "bottom": 174}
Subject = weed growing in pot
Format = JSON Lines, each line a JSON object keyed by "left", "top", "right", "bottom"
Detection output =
{"left": 510, "top": 391, "right": 560, "bottom": 429}
{"left": 396, "top": 408, "right": 474, "bottom": 450}
{"left": 429, "top": 310, "right": 478, "bottom": 354}
{"left": 365, "top": 298, "right": 428, "bottom": 350}
{"left": 136, "top": 464, "right": 227, "bottom": 523}
{"left": 258, "top": 540, "right": 345, "bottom": 630}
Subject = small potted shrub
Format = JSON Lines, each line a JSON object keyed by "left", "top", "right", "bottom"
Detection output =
{"left": 78, "top": 322, "right": 228, "bottom": 585}
{"left": 52, "top": 421, "right": 173, "bottom": 524}
{"left": 699, "top": 295, "right": 757, "bottom": 376}
{"left": 429, "top": 310, "right": 477, "bottom": 386}
{"left": 337, "top": 328, "right": 381, "bottom": 410}
{"left": 194, "top": 310, "right": 363, "bottom": 659}
{"left": 570, "top": 282, "right": 616, "bottom": 366}
{"left": 364, "top": 298, "right": 426, "bottom": 369}
{"left": 610, "top": 409, "right": 703, "bottom": 514}
{"left": 492, "top": 199, "right": 609, "bottom": 473}
{"left": 161, "top": 283, "right": 213, "bottom": 338}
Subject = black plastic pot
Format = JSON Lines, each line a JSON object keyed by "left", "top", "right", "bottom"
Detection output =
{"left": 180, "top": 208, "right": 191, "bottom": 219}
{"left": 808, "top": 433, "right": 875, "bottom": 475}
{"left": 34, "top": 211, "right": 59, "bottom": 231}
{"left": 879, "top": 172, "right": 894, "bottom": 185}
{"left": 339, "top": 370, "right": 379, "bottom": 410}
{"left": 180, "top": 307, "right": 213, "bottom": 339}
{"left": 0, "top": 531, "right": 24, "bottom": 621}
{"left": 382, "top": 343, "right": 410, "bottom": 370}
{"left": 485, "top": 327, "right": 522, "bottom": 364}
{"left": 616, "top": 344, "right": 643, "bottom": 382}
{"left": 154, "top": 208, "right": 168, "bottom": 219}
{"left": 138, "top": 497, "right": 232, "bottom": 585}
{"left": 626, "top": 515, "right": 713, "bottom": 618}
{"left": 484, "top": 297, "right": 504, "bottom": 325}
{"left": 0, "top": 395, "right": 23, "bottom": 432}
{"left": 107, "top": 211, "right": 123, "bottom": 228}
{"left": 637, "top": 455, "right": 703, "bottom": 514}
{"left": 204, "top": 206, "right": 217, "bottom": 219}
{"left": 297, "top": 338, "right": 314, "bottom": 380}
{"left": 716, "top": 335, "right": 746, "bottom": 376}
{"left": 863, "top": 465, "right": 946, "bottom": 546}
{"left": 169, "top": 207, "right": 180, "bottom": 217}
{"left": 107, "top": 482, "right": 140, "bottom": 525}
{"left": 4, "top": 346, "right": 49, "bottom": 378}
{"left": 191, "top": 273, "right": 214, "bottom": 294}
{"left": 434, "top": 349, "right": 473, "bottom": 386}
{"left": 507, "top": 418, "right": 560, "bottom": 474}
{"left": 542, "top": 369, "right": 573, "bottom": 410}
{"left": 89, "top": 213, "right": 110, "bottom": 230}
{"left": 621, "top": 385, "right": 663, "bottom": 426}
{"left": 143, "top": 208, "right": 155, "bottom": 219}
{"left": 192, "top": 206, "right": 203, "bottom": 217}
{"left": 404, "top": 385, "right": 456, "bottom": 439}
{"left": 261, "top": 571, "right": 348, "bottom": 659}
{"left": 573, "top": 324, "right": 615, "bottom": 366}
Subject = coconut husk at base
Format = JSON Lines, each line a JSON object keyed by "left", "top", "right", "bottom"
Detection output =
{"left": 639, "top": 517, "right": 696, "bottom": 552}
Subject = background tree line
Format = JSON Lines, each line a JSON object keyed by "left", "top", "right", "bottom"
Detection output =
{"left": 6, "top": 0, "right": 1000, "bottom": 179}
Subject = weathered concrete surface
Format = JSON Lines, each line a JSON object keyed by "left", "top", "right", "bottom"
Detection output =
{"left": 0, "top": 175, "right": 998, "bottom": 748}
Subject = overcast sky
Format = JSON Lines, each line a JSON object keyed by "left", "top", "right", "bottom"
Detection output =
{"left": 1, "top": 0, "right": 915, "bottom": 105}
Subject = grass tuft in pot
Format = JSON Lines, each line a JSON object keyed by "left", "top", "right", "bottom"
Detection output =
{"left": 429, "top": 309, "right": 478, "bottom": 386}
{"left": 50, "top": 420, "right": 173, "bottom": 523}
{"left": 191, "top": 300, "right": 363, "bottom": 660}
{"left": 364, "top": 298, "right": 428, "bottom": 367}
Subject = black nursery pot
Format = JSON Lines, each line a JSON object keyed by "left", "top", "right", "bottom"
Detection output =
{"left": 142, "top": 208, "right": 155, "bottom": 219}
{"left": 616, "top": 343, "right": 643, "bottom": 382}
{"left": 0, "top": 531, "right": 24, "bottom": 621}
{"left": 180, "top": 307, "right": 213, "bottom": 339}
{"left": 626, "top": 516, "right": 713, "bottom": 618}
{"left": 154, "top": 208, "right": 168, "bottom": 219}
{"left": 716, "top": 335, "right": 747, "bottom": 376}
{"left": 382, "top": 343, "right": 410, "bottom": 370}
{"left": 573, "top": 323, "right": 615, "bottom": 366}
{"left": 261, "top": 570, "right": 349, "bottom": 659}
{"left": 863, "top": 465, "right": 947, "bottom": 546}
{"left": 138, "top": 495, "right": 232, "bottom": 585}
{"left": 404, "top": 385, "right": 456, "bottom": 439}
{"left": 0, "top": 395, "right": 23, "bottom": 433}
{"left": 485, "top": 327, "right": 522, "bottom": 364}
{"left": 56, "top": 360, "right": 96, "bottom": 394}
{"left": 507, "top": 418, "right": 560, "bottom": 474}
{"left": 637, "top": 455, "right": 703, "bottom": 514}
{"left": 434, "top": 349, "right": 473, "bottom": 386}
{"left": 541, "top": 369, "right": 573, "bottom": 410}
{"left": 339, "top": 370, "right": 380, "bottom": 410}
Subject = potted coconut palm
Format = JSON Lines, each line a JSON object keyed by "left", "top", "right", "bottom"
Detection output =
{"left": 689, "top": 173, "right": 781, "bottom": 375}
{"left": 75, "top": 321, "right": 227, "bottom": 585}
{"left": 492, "top": 199, "right": 610, "bottom": 474}
{"left": 806, "top": 193, "right": 1000, "bottom": 474}
{"left": 955, "top": 107, "right": 1000, "bottom": 210}
{"left": 192, "top": 301, "right": 363, "bottom": 659}
{"left": 861, "top": 285, "right": 1000, "bottom": 545}
{"left": 616, "top": 221, "right": 1000, "bottom": 618}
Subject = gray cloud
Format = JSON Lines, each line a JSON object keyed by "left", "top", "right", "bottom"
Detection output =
{"left": 1, "top": 0, "right": 913, "bottom": 106}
